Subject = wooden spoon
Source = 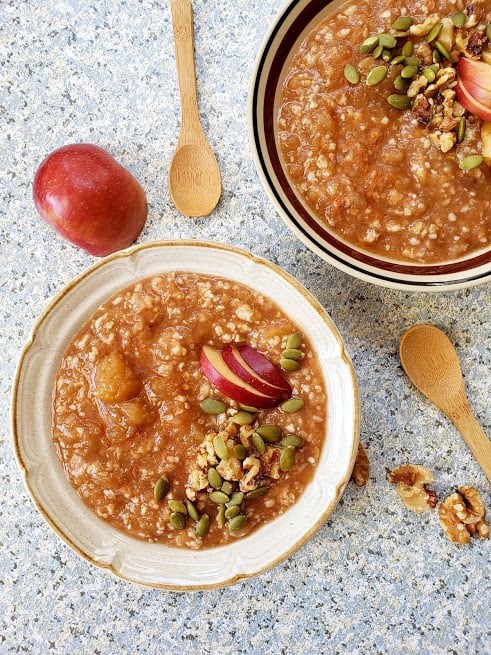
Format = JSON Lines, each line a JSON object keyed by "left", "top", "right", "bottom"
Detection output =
{"left": 400, "top": 324, "right": 491, "bottom": 483}
{"left": 168, "top": 0, "right": 221, "bottom": 217}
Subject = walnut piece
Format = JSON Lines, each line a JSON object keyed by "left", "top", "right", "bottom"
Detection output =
{"left": 350, "top": 443, "right": 369, "bottom": 487}
{"left": 439, "top": 487, "right": 490, "bottom": 544}
{"left": 389, "top": 464, "right": 438, "bottom": 512}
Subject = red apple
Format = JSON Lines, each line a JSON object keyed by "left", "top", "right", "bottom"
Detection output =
{"left": 455, "top": 79, "right": 491, "bottom": 122}
{"left": 238, "top": 344, "right": 292, "bottom": 391}
{"left": 222, "top": 344, "right": 291, "bottom": 398}
{"left": 200, "top": 345, "right": 283, "bottom": 408}
{"left": 33, "top": 143, "right": 148, "bottom": 257}
{"left": 458, "top": 56, "right": 491, "bottom": 86}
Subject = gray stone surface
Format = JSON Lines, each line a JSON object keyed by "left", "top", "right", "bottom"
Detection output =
{"left": 1, "top": 1, "right": 490, "bottom": 653}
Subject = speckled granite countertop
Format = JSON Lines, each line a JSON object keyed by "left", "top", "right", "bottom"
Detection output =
{"left": 1, "top": 1, "right": 490, "bottom": 653}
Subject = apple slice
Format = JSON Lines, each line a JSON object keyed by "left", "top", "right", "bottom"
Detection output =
{"left": 455, "top": 79, "right": 491, "bottom": 122}
{"left": 222, "top": 344, "right": 291, "bottom": 399}
{"left": 238, "top": 344, "right": 293, "bottom": 391}
{"left": 458, "top": 57, "right": 491, "bottom": 87}
{"left": 200, "top": 345, "right": 283, "bottom": 408}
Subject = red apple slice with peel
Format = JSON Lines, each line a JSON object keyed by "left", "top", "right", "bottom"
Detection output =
{"left": 238, "top": 344, "right": 293, "bottom": 391}
{"left": 222, "top": 344, "right": 291, "bottom": 399}
{"left": 200, "top": 345, "right": 283, "bottom": 408}
{"left": 456, "top": 79, "right": 491, "bottom": 122}
{"left": 458, "top": 56, "right": 491, "bottom": 86}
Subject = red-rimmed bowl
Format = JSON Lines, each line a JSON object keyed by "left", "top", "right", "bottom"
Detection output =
{"left": 249, "top": 0, "right": 491, "bottom": 291}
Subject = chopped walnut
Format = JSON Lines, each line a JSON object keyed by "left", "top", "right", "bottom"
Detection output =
{"left": 439, "top": 116, "right": 460, "bottom": 132}
{"left": 409, "top": 15, "right": 440, "bottom": 37}
{"left": 464, "top": 1, "right": 484, "bottom": 29}
{"left": 439, "top": 486, "right": 489, "bottom": 544}
{"left": 216, "top": 454, "right": 243, "bottom": 482}
{"left": 412, "top": 94, "right": 434, "bottom": 124}
{"left": 389, "top": 464, "right": 439, "bottom": 512}
{"left": 424, "top": 68, "right": 456, "bottom": 98}
{"left": 350, "top": 443, "right": 369, "bottom": 487}
{"left": 262, "top": 447, "right": 281, "bottom": 480}
{"left": 407, "top": 75, "right": 429, "bottom": 99}
{"left": 240, "top": 456, "right": 262, "bottom": 492}
{"left": 429, "top": 130, "right": 457, "bottom": 153}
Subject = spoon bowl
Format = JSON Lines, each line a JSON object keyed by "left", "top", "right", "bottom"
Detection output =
{"left": 400, "top": 324, "right": 491, "bottom": 483}
{"left": 169, "top": 0, "right": 221, "bottom": 217}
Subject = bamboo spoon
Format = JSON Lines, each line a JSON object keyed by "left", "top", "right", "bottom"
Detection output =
{"left": 168, "top": 0, "right": 221, "bottom": 217}
{"left": 400, "top": 324, "right": 491, "bottom": 483}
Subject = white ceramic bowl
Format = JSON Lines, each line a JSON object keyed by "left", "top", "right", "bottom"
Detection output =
{"left": 12, "top": 241, "right": 359, "bottom": 590}
{"left": 249, "top": 0, "right": 491, "bottom": 291}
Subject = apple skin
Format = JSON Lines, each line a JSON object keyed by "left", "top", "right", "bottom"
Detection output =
{"left": 455, "top": 79, "right": 491, "bottom": 122}
{"left": 33, "top": 143, "right": 148, "bottom": 257}
{"left": 238, "top": 344, "right": 292, "bottom": 392}
{"left": 458, "top": 56, "right": 491, "bottom": 87}
{"left": 200, "top": 345, "right": 282, "bottom": 409}
{"left": 222, "top": 344, "right": 291, "bottom": 398}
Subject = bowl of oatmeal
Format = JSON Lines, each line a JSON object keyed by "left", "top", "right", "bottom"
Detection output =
{"left": 249, "top": 0, "right": 491, "bottom": 290}
{"left": 12, "top": 241, "right": 359, "bottom": 590}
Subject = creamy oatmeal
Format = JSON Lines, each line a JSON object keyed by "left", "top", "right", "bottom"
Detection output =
{"left": 52, "top": 272, "right": 327, "bottom": 549}
{"left": 279, "top": 0, "right": 491, "bottom": 263}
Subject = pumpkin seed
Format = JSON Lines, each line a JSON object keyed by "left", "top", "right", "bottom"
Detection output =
{"left": 394, "top": 75, "right": 411, "bottom": 91}
{"left": 239, "top": 404, "right": 259, "bottom": 413}
{"left": 225, "top": 505, "right": 240, "bottom": 519}
{"left": 226, "top": 491, "right": 244, "bottom": 507}
{"left": 404, "top": 56, "right": 420, "bottom": 66}
{"left": 286, "top": 332, "right": 302, "bottom": 349}
{"left": 208, "top": 467, "right": 223, "bottom": 489}
{"left": 280, "top": 446, "right": 296, "bottom": 472}
{"left": 185, "top": 499, "right": 199, "bottom": 522}
{"left": 231, "top": 410, "right": 255, "bottom": 426}
{"left": 199, "top": 397, "right": 226, "bottom": 415}
{"left": 372, "top": 44, "right": 384, "bottom": 59}
{"left": 452, "top": 11, "right": 466, "bottom": 28}
{"left": 381, "top": 49, "right": 392, "bottom": 62}
{"left": 195, "top": 513, "right": 210, "bottom": 537}
{"left": 256, "top": 425, "right": 282, "bottom": 443}
{"left": 459, "top": 155, "right": 483, "bottom": 171}
{"left": 392, "top": 16, "right": 414, "bottom": 31}
{"left": 359, "top": 35, "right": 379, "bottom": 54}
{"left": 170, "top": 512, "right": 186, "bottom": 530}
{"left": 432, "top": 48, "right": 441, "bottom": 63}
{"left": 434, "top": 40, "right": 451, "bottom": 60}
{"left": 281, "top": 434, "right": 305, "bottom": 448}
{"left": 213, "top": 434, "right": 229, "bottom": 461}
{"left": 343, "top": 63, "right": 360, "bottom": 85}
{"left": 401, "top": 64, "right": 418, "bottom": 78}
{"left": 233, "top": 443, "right": 247, "bottom": 460}
{"left": 252, "top": 432, "right": 266, "bottom": 454}
{"left": 168, "top": 499, "right": 187, "bottom": 515}
{"left": 280, "top": 398, "right": 305, "bottom": 413}
{"left": 487, "top": 23, "right": 491, "bottom": 42}
{"left": 228, "top": 514, "right": 247, "bottom": 531}
{"left": 217, "top": 504, "right": 226, "bottom": 526}
{"left": 209, "top": 490, "right": 230, "bottom": 504}
{"left": 391, "top": 55, "right": 406, "bottom": 65}
{"left": 153, "top": 476, "right": 170, "bottom": 501}
{"left": 422, "top": 67, "right": 436, "bottom": 82}
{"left": 401, "top": 41, "right": 413, "bottom": 57}
{"left": 366, "top": 65, "right": 387, "bottom": 86}
{"left": 387, "top": 93, "right": 412, "bottom": 109}
{"left": 282, "top": 348, "right": 303, "bottom": 361}
{"left": 246, "top": 486, "right": 269, "bottom": 500}
{"left": 280, "top": 358, "right": 300, "bottom": 371}
{"left": 426, "top": 22, "right": 443, "bottom": 43}
{"left": 428, "top": 63, "right": 439, "bottom": 73}
{"left": 457, "top": 117, "right": 466, "bottom": 144}
{"left": 221, "top": 480, "right": 234, "bottom": 496}
{"left": 378, "top": 34, "right": 397, "bottom": 49}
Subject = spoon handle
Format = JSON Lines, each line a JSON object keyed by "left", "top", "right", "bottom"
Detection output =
{"left": 449, "top": 391, "right": 491, "bottom": 484}
{"left": 170, "top": 0, "right": 203, "bottom": 142}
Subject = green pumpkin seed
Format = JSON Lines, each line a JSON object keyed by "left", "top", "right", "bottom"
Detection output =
{"left": 239, "top": 404, "right": 259, "bottom": 413}
{"left": 231, "top": 410, "right": 255, "bottom": 426}
{"left": 228, "top": 514, "right": 247, "bottom": 531}
{"left": 246, "top": 486, "right": 269, "bottom": 500}
{"left": 153, "top": 476, "right": 170, "bottom": 501}
{"left": 487, "top": 23, "right": 491, "bottom": 41}
{"left": 170, "top": 512, "right": 186, "bottom": 530}
{"left": 401, "top": 41, "right": 414, "bottom": 57}
{"left": 452, "top": 11, "right": 466, "bottom": 28}
{"left": 252, "top": 432, "right": 266, "bottom": 454}
{"left": 359, "top": 35, "right": 379, "bottom": 54}
{"left": 459, "top": 155, "right": 483, "bottom": 171}
{"left": 391, "top": 54, "right": 406, "bottom": 65}
{"left": 208, "top": 467, "right": 223, "bottom": 490}
{"left": 199, "top": 397, "right": 226, "bottom": 415}
{"left": 281, "top": 434, "right": 305, "bottom": 448}
{"left": 394, "top": 75, "right": 411, "bottom": 91}
{"left": 256, "top": 425, "right": 282, "bottom": 443}
{"left": 286, "top": 332, "right": 302, "bottom": 349}
{"left": 280, "top": 446, "right": 296, "bottom": 472}
{"left": 434, "top": 41, "right": 451, "bottom": 60}
{"left": 372, "top": 44, "right": 384, "bottom": 59}
{"left": 392, "top": 16, "right": 414, "bottom": 31}
{"left": 280, "top": 358, "right": 300, "bottom": 371}
{"left": 378, "top": 34, "right": 397, "bottom": 49}
{"left": 422, "top": 67, "right": 436, "bottom": 82}
{"left": 426, "top": 22, "right": 443, "bottom": 43}
{"left": 221, "top": 480, "right": 234, "bottom": 496}
{"left": 209, "top": 490, "right": 230, "bottom": 504}
{"left": 224, "top": 505, "right": 240, "bottom": 519}
{"left": 233, "top": 443, "right": 247, "bottom": 460}
{"left": 185, "top": 499, "right": 199, "bottom": 522}
{"left": 404, "top": 56, "right": 420, "bottom": 66}
{"left": 226, "top": 491, "right": 244, "bottom": 508}
{"left": 217, "top": 504, "right": 226, "bottom": 526}
{"left": 382, "top": 49, "right": 393, "bottom": 62}
{"left": 343, "top": 63, "right": 360, "bottom": 85}
{"left": 432, "top": 48, "right": 441, "bottom": 63}
{"left": 282, "top": 348, "right": 303, "bottom": 361}
{"left": 213, "top": 434, "right": 229, "bottom": 461}
{"left": 366, "top": 65, "right": 387, "bottom": 86}
{"left": 428, "top": 63, "right": 440, "bottom": 73}
{"left": 195, "top": 513, "right": 210, "bottom": 537}
{"left": 168, "top": 499, "right": 187, "bottom": 515}
{"left": 457, "top": 117, "right": 466, "bottom": 144}
{"left": 401, "top": 64, "right": 418, "bottom": 78}
{"left": 387, "top": 93, "right": 412, "bottom": 109}
{"left": 280, "top": 398, "right": 305, "bottom": 413}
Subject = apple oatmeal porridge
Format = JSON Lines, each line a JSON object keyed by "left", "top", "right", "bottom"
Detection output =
{"left": 278, "top": 0, "right": 491, "bottom": 263}
{"left": 52, "top": 272, "right": 327, "bottom": 549}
